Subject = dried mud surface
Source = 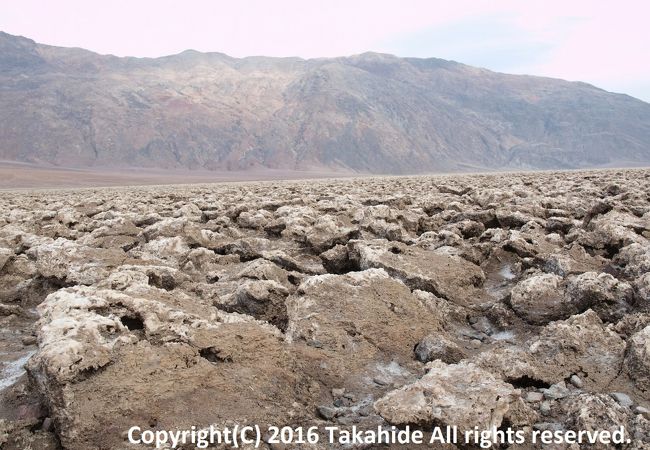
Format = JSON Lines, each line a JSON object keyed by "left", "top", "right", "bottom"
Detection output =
{"left": 0, "top": 168, "right": 649, "bottom": 449}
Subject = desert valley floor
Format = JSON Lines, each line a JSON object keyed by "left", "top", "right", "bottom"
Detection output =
{"left": 0, "top": 169, "right": 649, "bottom": 449}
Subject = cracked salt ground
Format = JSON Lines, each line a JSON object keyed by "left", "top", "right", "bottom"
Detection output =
{"left": 0, "top": 168, "right": 650, "bottom": 449}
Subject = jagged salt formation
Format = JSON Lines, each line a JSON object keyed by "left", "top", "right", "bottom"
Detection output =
{"left": 0, "top": 168, "right": 649, "bottom": 449}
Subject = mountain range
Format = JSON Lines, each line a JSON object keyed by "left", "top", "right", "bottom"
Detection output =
{"left": 1, "top": 31, "right": 650, "bottom": 174}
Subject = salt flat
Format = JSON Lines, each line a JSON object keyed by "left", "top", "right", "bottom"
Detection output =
{"left": 0, "top": 168, "right": 649, "bottom": 449}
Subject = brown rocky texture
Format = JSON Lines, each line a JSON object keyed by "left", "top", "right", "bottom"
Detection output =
{"left": 0, "top": 168, "right": 648, "bottom": 448}
{"left": 626, "top": 326, "right": 650, "bottom": 393}
{"left": 509, "top": 273, "right": 569, "bottom": 324}
{"left": 349, "top": 239, "right": 486, "bottom": 306}
{"left": 374, "top": 360, "right": 535, "bottom": 433}
{"left": 2, "top": 31, "right": 650, "bottom": 174}
{"left": 414, "top": 334, "right": 467, "bottom": 364}
{"left": 560, "top": 393, "right": 649, "bottom": 449}
{"left": 26, "top": 286, "right": 307, "bottom": 449}
{"left": 476, "top": 310, "right": 627, "bottom": 391}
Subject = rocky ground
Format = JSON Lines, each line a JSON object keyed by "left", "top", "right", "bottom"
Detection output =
{"left": 0, "top": 168, "right": 649, "bottom": 449}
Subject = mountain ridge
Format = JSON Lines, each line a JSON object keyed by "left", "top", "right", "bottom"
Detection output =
{"left": 1, "top": 31, "right": 649, "bottom": 174}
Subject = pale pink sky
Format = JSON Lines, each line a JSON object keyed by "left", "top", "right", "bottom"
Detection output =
{"left": 2, "top": 0, "right": 649, "bottom": 101}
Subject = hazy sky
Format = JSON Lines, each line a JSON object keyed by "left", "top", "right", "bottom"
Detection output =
{"left": 2, "top": 0, "right": 649, "bottom": 101}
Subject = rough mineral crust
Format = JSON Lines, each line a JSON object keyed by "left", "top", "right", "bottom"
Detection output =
{"left": 0, "top": 168, "right": 649, "bottom": 449}
{"left": 562, "top": 393, "right": 650, "bottom": 449}
{"left": 27, "top": 286, "right": 300, "bottom": 450}
{"left": 477, "top": 310, "right": 627, "bottom": 390}
{"left": 626, "top": 326, "right": 650, "bottom": 393}
{"left": 566, "top": 271, "right": 634, "bottom": 321}
{"left": 285, "top": 269, "right": 443, "bottom": 391}
{"left": 414, "top": 334, "right": 466, "bottom": 364}
{"left": 509, "top": 273, "right": 570, "bottom": 324}
{"left": 374, "top": 361, "right": 532, "bottom": 433}
{"left": 349, "top": 239, "right": 486, "bottom": 306}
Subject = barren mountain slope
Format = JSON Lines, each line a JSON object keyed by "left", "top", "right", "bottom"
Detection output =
{"left": 1, "top": 31, "right": 650, "bottom": 173}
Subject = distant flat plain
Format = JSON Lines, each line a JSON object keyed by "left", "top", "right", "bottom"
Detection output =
{"left": 0, "top": 161, "right": 353, "bottom": 189}
{"left": 3, "top": 160, "right": 648, "bottom": 190}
